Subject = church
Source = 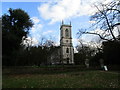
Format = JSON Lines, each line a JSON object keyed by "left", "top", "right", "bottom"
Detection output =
{"left": 48, "top": 21, "right": 74, "bottom": 65}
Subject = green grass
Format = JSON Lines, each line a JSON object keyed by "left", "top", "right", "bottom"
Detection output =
{"left": 2, "top": 66, "right": 120, "bottom": 88}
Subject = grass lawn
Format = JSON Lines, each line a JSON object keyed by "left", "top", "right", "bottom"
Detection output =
{"left": 2, "top": 66, "right": 120, "bottom": 88}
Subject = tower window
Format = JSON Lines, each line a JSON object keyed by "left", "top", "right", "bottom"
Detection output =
{"left": 66, "top": 48, "right": 69, "bottom": 53}
{"left": 65, "top": 29, "right": 69, "bottom": 37}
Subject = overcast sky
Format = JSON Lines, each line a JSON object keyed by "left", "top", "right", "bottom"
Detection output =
{"left": 1, "top": 0, "right": 114, "bottom": 50}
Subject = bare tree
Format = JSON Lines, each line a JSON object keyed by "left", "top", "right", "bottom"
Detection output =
{"left": 78, "top": 1, "right": 120, "bottom": 41}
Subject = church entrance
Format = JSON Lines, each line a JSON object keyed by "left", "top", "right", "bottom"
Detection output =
{"left": 67, "top": 58, "right": 69, "bottom": 64}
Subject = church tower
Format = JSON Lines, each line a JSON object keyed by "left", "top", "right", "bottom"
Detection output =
{"left": 60, "top": 21, "right": 74, "bottom": 64}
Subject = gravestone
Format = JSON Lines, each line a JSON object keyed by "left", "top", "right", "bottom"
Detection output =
{"left": 85, "top": 59, "right": 89, "bottom": 68}
{"left": 104, "top": 66, "right": 108, "bottom": 71}
{"left": 99, "top": 59, "right": 104, "bottom": 69}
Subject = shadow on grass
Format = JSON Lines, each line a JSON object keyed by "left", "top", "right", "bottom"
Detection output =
{"left": 3, "top": 65, "right": 97, "bottom": 75}
{"left": 3, "top": 65, "right": 120, "bottom": 75}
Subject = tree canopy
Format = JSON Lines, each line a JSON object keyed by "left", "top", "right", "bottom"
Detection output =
{"left": 2, "top": 8, "right": 33, "bottom": 66}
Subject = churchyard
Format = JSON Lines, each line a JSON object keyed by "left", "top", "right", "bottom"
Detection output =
{"left": 2, "top": 65, "right": 120, "bottom": 88}
{"left": 2, "top": 0, "right": 120, "bottom": 89}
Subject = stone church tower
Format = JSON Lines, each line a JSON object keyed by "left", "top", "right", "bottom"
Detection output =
{"left": 60, "top": 21, "right": 74, "bottom": 64}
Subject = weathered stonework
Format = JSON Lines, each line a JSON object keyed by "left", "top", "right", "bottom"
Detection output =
{"left": 60, "top": 23, "right": 74, "bottom": 64}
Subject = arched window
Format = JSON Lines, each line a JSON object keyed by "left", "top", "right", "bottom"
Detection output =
{"left": 66, "top": 48, "right": 69, "bottom": 53}
{"left": 65, "top": 29, "right": 69, "bottom": 37}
